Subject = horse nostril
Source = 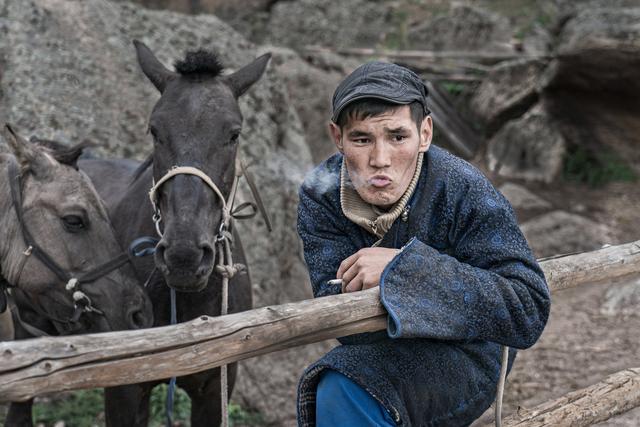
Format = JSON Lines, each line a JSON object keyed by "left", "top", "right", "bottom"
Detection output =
{"left": 127, "top": 308, "right": 148, "bottom": 329}
{"left": 198, "top": 242, "right": 215, "bottom": 274}
{"left": 154, "top": 241, "right": 168, "bottom": 268}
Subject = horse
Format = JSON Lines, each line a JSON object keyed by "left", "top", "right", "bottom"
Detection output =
{"left": 80, "top": 41, "right": 271, "bottom": 426}
{"left": 0, "top": 125, "right": 154, "bottom": 426}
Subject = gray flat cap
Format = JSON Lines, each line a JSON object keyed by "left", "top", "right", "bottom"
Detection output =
{"left": 331, "top": 61, "right": 430, "bottom": 123}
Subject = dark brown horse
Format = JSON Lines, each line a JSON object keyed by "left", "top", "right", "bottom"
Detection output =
{"left": 0, "top": 125, "right": 153, "bottom": 426}
{"left": 81, "top": 41, "right": 270, "bottom": 426}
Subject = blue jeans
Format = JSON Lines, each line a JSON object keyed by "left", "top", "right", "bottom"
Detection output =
{"left": 316, "top": 369, "right": 396, "bottom": 427}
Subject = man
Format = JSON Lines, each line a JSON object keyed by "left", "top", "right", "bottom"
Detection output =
{"left": 296, "top": 61, "right": 550, "bottom": 426}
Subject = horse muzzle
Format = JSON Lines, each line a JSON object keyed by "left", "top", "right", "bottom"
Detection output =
{"left": 155, "top": 239, "right": 215, "bottom": 292}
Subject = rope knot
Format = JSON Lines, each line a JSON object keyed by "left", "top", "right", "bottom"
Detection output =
{"left": 215, "top": 263, "right": 246, "bottom": 279}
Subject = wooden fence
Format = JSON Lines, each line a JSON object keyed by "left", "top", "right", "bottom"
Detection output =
{"left": 1, "top": 240, "right": 640, "bottom": 426}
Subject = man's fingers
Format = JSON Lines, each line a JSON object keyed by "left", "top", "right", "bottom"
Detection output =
{"left": 345, "top": 273, "right": 365, "bottom": 293}
{"left": 362, "top": 276, "right": 380, "bottom": 290}
{"left": 337, "top": 251, "right": 360, "bottom": 279}
{"left": 340, "top": 261, "right": 361, "bottom": 288}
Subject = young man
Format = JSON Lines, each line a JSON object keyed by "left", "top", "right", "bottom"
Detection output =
{"left": 296, "top": 62, "right": 550, "bottom": 426}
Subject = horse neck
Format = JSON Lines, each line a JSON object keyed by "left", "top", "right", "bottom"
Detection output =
{"left": 0, "top": 156, "right": 27, "bottom": 285}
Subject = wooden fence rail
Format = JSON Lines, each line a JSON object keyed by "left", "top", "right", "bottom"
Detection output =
{"left": 495, "top": 368, "right": 640, "bottom": 427}
{"left": 1, "top": 240, "right": 639, "bottom": 403}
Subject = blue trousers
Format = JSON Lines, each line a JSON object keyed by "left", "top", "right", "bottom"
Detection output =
{"left": 316, "top": 369, "right": 396, "bottom": 427}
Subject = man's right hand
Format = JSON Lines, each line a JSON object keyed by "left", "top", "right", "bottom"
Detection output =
{"left": 337, "top": 247, "right": 400, "bottom": 293}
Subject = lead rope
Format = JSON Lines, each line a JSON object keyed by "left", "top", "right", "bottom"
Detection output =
{"left": 495, "top": 345, "right": 509, "bottom": 427}
{"left": 149, "top": 162, "right": 246, "bottom": 427}
{"left": 166, "top": 286, "right": 177, "bottom": 427}
{"left": 147, "top": 208, "right": 178, "bottom": 427}
{"left": 215, "top": 162, "right": 243, "bottom": 427}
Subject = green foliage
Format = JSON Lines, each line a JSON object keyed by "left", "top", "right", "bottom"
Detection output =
{"left": 29, "top": 386, "right": 264, "bottom": 427}
{"left": 229, "top": 403, "right": 264, "bottom": 426}
{"left": 33, "top": 389, "right": 104, "bottom": 427}
{"left": 563, "top": 145, "right": 637, "bottom": 187}
{"left": 149, "top": 384, "right": 191, "bottom": 427}
{"left": 441, "top": 82, "right": 465, "bottom": 97}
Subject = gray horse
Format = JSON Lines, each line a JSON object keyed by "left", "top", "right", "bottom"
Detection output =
{"left": 81, "top": 41, "right": 270, "bottom": 426}
{"left": 0, "top": 125, "right": 154, "bottom": 426}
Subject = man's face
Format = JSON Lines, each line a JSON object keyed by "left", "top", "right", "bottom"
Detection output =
{"left": 330, "top": 105, "right": 432, "bottom": 208}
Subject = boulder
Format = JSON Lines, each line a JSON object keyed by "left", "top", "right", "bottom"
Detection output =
{"left": 265, "top": 46, "right": 362, "bottom": 163}
{"left": 407, "top": 4, "right": 514, "bottom": 53}
{"left": 486, "top": 103, "right": 566, "bottom": 183}
{"left": 470, "top": 58, "right": 546, "bottom": 134}
{"left": 520, "top": 210, "right": 614, "bottom": 258}
{"left": 259, "top": 0, "right": 392, "bottom": 51}
{"left": 115, "top": 0, "right": 273, "bottom": 16}
{"left": 0, "top": 0, "right": 331, "bottom": 423}
{"left": 498, "top": 182, "right": 552, "bottom": 211}
{"left": 543, "top": 7, "right": 640, "bottom": 93}
{"left": 266, "top": 46, "right": 336, "bottom": 163}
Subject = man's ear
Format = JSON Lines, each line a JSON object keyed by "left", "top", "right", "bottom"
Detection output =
{"left": 418, "top": 115, "right": 433, "bottom": 153}
{"left": 329, "top": 122, "right": 343, "bottom": 153}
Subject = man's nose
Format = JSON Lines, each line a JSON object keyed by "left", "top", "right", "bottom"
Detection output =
{"left": 369, "top": 142, "right": 391, "bottom": 168}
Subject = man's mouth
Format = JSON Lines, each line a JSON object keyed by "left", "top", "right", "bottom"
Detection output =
{"left": 369, "top": 175, "right": 392, "bottom": 188}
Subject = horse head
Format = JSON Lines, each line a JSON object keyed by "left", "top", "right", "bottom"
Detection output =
{"left": 134, "top": 41, "right": 270, "bottom": 292}
{"left": 0, "top": 125, "right": 153, "bottom": 334}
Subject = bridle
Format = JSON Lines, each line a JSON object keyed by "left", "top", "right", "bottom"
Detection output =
{"left": 0, "top": 161, "right": 132, "bottom": 333}
{"left": 146, "top": 157, "right": 271, "bottom": 427}
{"left": 148, "top": 158, "right": 270, "bottom": 240}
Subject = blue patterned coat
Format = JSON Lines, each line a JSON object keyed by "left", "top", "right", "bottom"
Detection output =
{"left": 296, "top": 146, "right": 550, "bottom": 427}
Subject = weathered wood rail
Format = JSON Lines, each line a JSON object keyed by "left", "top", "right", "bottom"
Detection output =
{"left": 496, "top": 368, "right": 640, "bottom": 427}
{"left": 1, "top": 240, "right": 640, "bottom": 425}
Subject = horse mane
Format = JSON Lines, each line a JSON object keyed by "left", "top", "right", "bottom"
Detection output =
{"left": 174, "top": 49, "right": 224, "bottom": 78}
{"left": 29, "top": 137, "right": 93, "bottom": 170}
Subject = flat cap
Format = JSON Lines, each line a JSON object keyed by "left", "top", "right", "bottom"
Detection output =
{"left": 331, "top": 61, "right": 430, "bottom": 123}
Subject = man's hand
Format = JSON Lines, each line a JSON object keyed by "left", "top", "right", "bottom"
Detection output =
{"left": 337, "top": 247, "right": 400, "bottom": 293}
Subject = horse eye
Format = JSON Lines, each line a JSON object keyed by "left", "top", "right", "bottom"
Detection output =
{"left": 229, "top": 133, "right": 240, "bottom": 144}
{"left": 62, "top": 215, "right": 86, "bottom": 232}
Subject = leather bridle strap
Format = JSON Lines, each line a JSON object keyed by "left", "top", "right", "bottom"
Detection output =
{"left": 9, "top": 162, "right": 72, "bottom": 285}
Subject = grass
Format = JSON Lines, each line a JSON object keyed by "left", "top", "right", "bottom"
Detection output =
{"left": 563, "top": 145, "right": 637, "bottom": 187}
{"left": 30, "top": 387, "right": 264, "bottom": 427}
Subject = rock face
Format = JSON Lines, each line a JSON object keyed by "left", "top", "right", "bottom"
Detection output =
{"left": 470, "top": 59, "right": 546, "bottom": 134}
{"left": 545, "top": 7, "right": 640, "bottom": 94}
{"left": 486, "top": 104, "right": 566, "bottom": 183}
{"left": 0, "top": 0, "right": 331, "bottom": 423}
{"left": 520, "top": 210, "right": 614, "bottom": 258}
{"left": 498, "top": 183, "right": 552, "bottom": 211}
{"left": 407, "top": 4, "right": 513, "bottom": 52}
{"left": 258, "top": 0, "right": 392, "bottom": 51}
{"left": 266, "top": 46, "right": 338, "bottom": 164}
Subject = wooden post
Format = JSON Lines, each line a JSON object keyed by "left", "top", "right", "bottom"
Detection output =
{"left": 0, "top": 240, "right": 639, "bottom": 402}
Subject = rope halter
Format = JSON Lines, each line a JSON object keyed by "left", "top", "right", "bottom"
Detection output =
{"left": 148, "top": 164, "right": 240, "bottom": 240}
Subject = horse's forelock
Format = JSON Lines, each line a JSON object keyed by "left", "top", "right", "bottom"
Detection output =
{"left": 174, "top": 49, "right": 224, "bottom": 78}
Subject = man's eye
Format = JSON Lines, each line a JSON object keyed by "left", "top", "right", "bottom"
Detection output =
{"left": 353, "top": 138, "right": 370, "bottom": 144}
{"left": 392, "top": 135, "right": 407, "bottom": 143}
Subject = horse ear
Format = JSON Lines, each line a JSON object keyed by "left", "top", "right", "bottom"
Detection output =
{"left": 133, "top": 40, "right": 175, "bottom": 92}
{"left": 2, "top": 124, "right": 55, "bottom": 178}
{"left": 225, "top": 53, "right": 272, "bottom": 98}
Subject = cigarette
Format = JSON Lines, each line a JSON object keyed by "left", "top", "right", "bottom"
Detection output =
{"left": 327, "top": 279, "right": 343, "bottom": 286}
